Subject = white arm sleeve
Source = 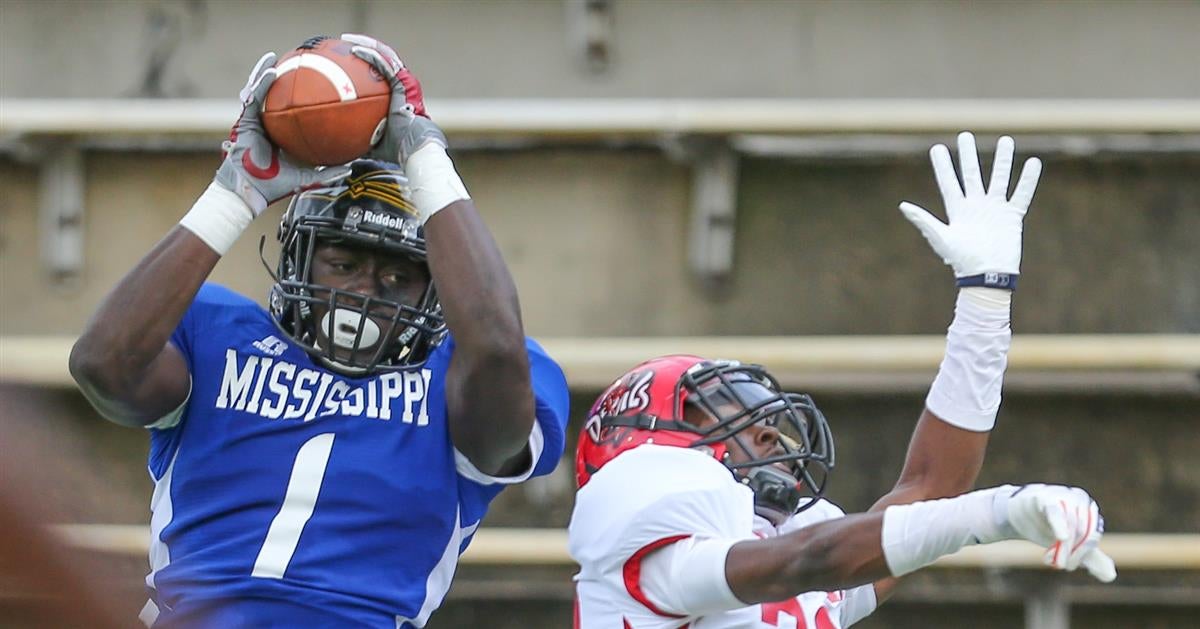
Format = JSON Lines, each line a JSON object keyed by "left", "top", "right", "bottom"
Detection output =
{"left": 638, "top": 536, "right": 746, "bottom": 617}
{"left": 839, "top": 584, "right": 879, "bottom": 627}
{"left": 925, "top": 288, "right": 1012, "bottom": 431}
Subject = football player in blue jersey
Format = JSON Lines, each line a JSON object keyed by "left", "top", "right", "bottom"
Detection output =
{"left": 69, "top": 35, "right": 569, "bottom": 628}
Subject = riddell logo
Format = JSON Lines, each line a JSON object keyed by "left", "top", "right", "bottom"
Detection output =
{"left": 363, "top": 210, "right": 404, "bottom": 229}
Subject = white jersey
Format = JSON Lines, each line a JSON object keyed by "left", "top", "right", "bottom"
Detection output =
{"left": 568, "top": 445, "right": 876, "bottom": 629}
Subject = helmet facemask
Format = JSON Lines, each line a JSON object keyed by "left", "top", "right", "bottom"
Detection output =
{"left": 265, "top": 161, "right": 447, "bottom": 373}
{"left": 680, "top": 361, "right": 835, "bottom": 520}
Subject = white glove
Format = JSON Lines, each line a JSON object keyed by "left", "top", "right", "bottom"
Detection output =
{"left": 999, "top": 484, "right": 1117, "bottom": 582}
{"left": 899, "top": 132, "right": 1042, "bottom": 290}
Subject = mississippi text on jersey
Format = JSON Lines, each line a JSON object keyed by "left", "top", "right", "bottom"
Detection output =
{"left": 142, "top": 284, "right": 569, "bottom": 628}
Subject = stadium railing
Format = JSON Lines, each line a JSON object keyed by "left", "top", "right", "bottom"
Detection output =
{"left": 4, "top": 98, "right": 1198, "bottom": 281}
{"left": 50, "top": 524, "right": 1200, "bottom": 570}
{"left": 3, "top": 334, "right": 1199, "bottom": 393}
{"left": 4, "top": 98, "right": 1200, "bottom": 137}
{"left": 50, "top": 524, "right": 1200, "bottom": 629}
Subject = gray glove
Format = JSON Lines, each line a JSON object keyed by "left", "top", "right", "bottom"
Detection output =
{"left": 214, "top": 52, "right": 349, "bottom": 215}
{"left": 342, "top": 34, "right": 449, "bottom": 165}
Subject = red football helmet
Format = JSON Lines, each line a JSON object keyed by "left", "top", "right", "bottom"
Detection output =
{"left": 575, "top": 354, "right": 835, "bottom": 518}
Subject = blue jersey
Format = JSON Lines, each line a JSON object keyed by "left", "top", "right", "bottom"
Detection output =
{"left": 141, "top": 284, "right": 569, "bottom": 628}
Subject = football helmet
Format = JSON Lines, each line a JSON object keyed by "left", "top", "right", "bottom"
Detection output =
{"left": 266, "top": 159, "right": 446, "bottom": 372}
{"left": 576, "top": 354, "right": 834, "bottom": 519}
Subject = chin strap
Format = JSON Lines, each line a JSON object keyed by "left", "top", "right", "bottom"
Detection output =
{"left": 742, "top": 466, "right": 803, "bottom": 519}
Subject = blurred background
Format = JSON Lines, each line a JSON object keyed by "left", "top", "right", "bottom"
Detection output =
{"left": 1, "top": 1, "right": 1198, "bottom": 628}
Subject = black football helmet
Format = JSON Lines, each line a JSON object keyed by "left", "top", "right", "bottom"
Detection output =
{"left": 266, "top": 160, "right": 446, "bottom": 372}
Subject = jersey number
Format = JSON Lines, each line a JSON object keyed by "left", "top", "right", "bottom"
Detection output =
{"left": 251, "top": 433, "right": 336, "bottom": 579}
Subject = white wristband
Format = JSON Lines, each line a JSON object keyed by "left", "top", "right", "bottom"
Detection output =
{"left": 405, "top": 142, "right": 470, "bottom": 224}
{"left": 881, "top": 485, "right": 1017, "bottom": 577}
{"left": 925, "top": 288, "right": 1013, "bottom": 431}
{"left": 179, "top": 181, "right": 256, "bottom": 255}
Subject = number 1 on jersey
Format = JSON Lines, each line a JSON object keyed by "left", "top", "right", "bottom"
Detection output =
{"left": 252, "top": 433, "right": 335, "bottom": 579}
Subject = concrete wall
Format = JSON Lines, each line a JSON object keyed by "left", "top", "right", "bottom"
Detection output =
{"left": 3, "top": 148, "right": 1197, "bottom": 337}
{"left": 3, "top": 0, "right": 1199, "bottom": 99}
{"left": 2, "top": 3, "right": 1197, "bottom": 627}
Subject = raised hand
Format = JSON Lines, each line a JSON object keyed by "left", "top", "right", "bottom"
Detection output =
{"left": 1002, "top": 484, "right": 1116, "bottom": 582}
{"left": 214, "top": 51, "right": 350, "bottom": 215}
{"left": 342, "top": 33, "right": 449, "bottom": 166}
{"left": 899, "top": 132, "right": 1042, "bottom": 290}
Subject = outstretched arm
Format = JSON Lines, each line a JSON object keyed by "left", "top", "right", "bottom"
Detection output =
{"left": 866, "top": 132, "right": 1041, "bottom": 601}
{"left": 350, "top": 35, "right": 534, "bottom": 476}
{"left": 728, "top": 483, "right": 1114, "bottom": 607}
{"left": 70, "top": 52, "right": 347, "bottom": 427}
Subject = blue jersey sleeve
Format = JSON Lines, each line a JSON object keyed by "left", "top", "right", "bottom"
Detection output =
{"left": 168, "top": 283, "right": 260, "bottom": 364}
{"left": 526, "top": 337, "right": 570, "bottom": 479}
{"left": 446, "top": 336, "right": 570, "bottom": 489}
{"left": 150, "top": 283, "right": 262, "bottom": 478}
{"left": 451, "top": 336, "right": 569, "bottom": 544}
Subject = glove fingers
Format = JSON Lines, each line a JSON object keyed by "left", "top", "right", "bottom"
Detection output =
{"left": 1011, "top": 156, "right": 1043, "bottom": 212}
{"left": 351, "top": 47, "right": 394, "bottom": 84}
{"left": 929, "top": 143, "right": 963, "bottom": 212}
{"left": 240, "top": 52, "right": 277, "bottom": 104}
{"left": 988, "top": 135, "right": 1015, "bottom": 200}
{"left": 340, "top": 32, "right": 378, "bottom": 48}
{"left": 246, "top": 68, "right": 278, "bottom": 112}
{"left": 898, "top": 202, "right": 949, "bottom": 253}
{"left": 1079, "top": 548, "right": 1118, "bottom": 583}
{"left": 342, "top": 33, "right": 403, "bottom": 67}
{"left": 1039, "top": 498, "right": 1072, "bottom": 570}
{"left": 1046, "top": 498, "right": 1072, "bottom": 542}
{"left": 232, "top": 68, "right": 277, "bottom": 136}
{"left": 1042, "top": 542, "right": 1065, "bottom": 570}
{"left": 957, "top": 131, "right": 985, "bottom": 198}
{"left": 351, "top": 47, "right": 412, "bottom": 121}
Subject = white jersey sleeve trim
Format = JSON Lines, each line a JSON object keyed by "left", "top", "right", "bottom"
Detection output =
{"left": 138, "top": 599, "right": 159, "bottom": 627}
{"left": 636, "top": 535, "right": 745, "bottom": 617}
{"left": 145, "top": 376, "right": 192, "bottom": 431}
{"left": 454, "top": 420, "right": 544, "bottom": 485}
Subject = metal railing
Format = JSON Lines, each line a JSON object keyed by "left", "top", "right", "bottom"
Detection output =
{"left": 3, "top": 98, "right": 1200, "bottom": 139}
{"left": 5, "top": 334, "right": 1198, "bottom": 393}
{"left": 49, "top": 524, "right": 1200, "bottom": 629}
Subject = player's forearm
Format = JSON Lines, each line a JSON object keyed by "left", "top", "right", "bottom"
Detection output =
{"left": 727, "top": 487, "right": 1016, "bottom": 605}
{"left": 425, "top": 200, "right": 535, "bottom": 472}
{"left": 726, "top": 512, "right": 891, "bottom": 603}
{"left": 423, "top": 200, "right": 526, "bottom": 357}
{"left": 70, "top": 227, "right": 215, "bottom": 398}
{"left": 877, "top": 287, "right": 1010, "bottom": 507}
{"left": 873, "top": 408, "right": 991, "bottom": 512}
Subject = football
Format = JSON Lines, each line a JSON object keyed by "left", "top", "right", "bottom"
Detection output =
{"left": 261, "top": 36, "right": 391, "bottom": 166}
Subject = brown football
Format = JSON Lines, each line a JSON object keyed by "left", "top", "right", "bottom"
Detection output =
{"left": 261, "top": 37, "right": 390, "bottom": 166}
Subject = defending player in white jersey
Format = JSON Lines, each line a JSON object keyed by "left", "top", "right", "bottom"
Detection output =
{"left": 569, "top": 133, "right": 1116, "bottom": 628}
{"left": 70, "top": 36, "right": 569, "bottom": 627}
